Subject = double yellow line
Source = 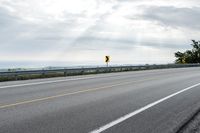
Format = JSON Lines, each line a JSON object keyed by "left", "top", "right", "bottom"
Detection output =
{"left": 0, "top": 77, "right": 157, "bottom": 109}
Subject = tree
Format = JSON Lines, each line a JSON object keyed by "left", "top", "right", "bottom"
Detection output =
{"left": 175, "top": 40, "right": 200, "bottom": 64}
{"left": 175, "top": 51, "right": 185, "bottom": 64}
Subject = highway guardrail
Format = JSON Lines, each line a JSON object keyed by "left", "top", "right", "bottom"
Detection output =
{"left": 0, "top": 64, "right": 200, "bottom": 81}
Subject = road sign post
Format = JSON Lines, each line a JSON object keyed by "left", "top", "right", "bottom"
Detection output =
{"left": 105, "top": 56, "right": 110, "bottom": 67}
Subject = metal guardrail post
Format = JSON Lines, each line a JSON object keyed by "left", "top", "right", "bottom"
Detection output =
{"left": 42, "top": 70, "right": 45, "bottom": 77}
{"left": 96, "top": 67, "right": 99, "bottom": 74}
{"left": 64, "top": 69, "right": 67, "bottom": 76}
{"left": 15, "top": 73, "right": 18, "bottom": 80}
{"left": 81, "top": 68, "right": 84, "bottom": 75}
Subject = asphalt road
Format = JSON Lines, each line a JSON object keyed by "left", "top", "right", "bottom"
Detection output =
{"left": 1, "top": 67, "right": 200, "bottom": 133}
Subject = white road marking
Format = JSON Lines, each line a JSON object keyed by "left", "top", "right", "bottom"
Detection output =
{"left": 0, "top": 75, "right": 106, "bottom": 89}
{"left": 90, "top": 82, "right": 200, "bottom": 133}
{"left": 0, "top": 68, "right": 185, "bottom": 89}
{"left": 0, "top": 70, "right": 154, "bottom": 89}
{"left": 0, "top": 77, "right": 160, "bottom": 109}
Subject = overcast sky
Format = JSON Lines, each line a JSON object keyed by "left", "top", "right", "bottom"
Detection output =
{"left": 0, "top": 0, "right": 200, "bottom": 68}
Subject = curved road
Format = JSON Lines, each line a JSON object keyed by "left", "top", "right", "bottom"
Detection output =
{"left": 1, "top": 67, "right": 200, "bottom": 133}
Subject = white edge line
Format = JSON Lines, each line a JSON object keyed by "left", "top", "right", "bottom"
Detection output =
{"left": 90, "top": 82, "right": 200, "bottom": 133}
{"left": 0, "top": 76, "right": 100, "bottom": 89}
{"left": 0, "top": 71, "right": 145, "bottom": 89}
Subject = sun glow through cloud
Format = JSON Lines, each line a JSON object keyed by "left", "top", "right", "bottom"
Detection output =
{"left": 0, "top": 0, "right": 200, "bottom": 68}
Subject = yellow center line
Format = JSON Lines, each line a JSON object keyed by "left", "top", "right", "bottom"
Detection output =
{"left": 0, "top": 77, "right": 158, "bottom": 109}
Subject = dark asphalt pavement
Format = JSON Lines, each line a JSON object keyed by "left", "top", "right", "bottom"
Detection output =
{"left": 1, "top": 67, "right": 200, "bottom": 133}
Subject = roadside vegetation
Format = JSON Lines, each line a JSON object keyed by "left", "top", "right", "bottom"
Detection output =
{"left": 175, "top": 40, "right": 200, "bottom": 64}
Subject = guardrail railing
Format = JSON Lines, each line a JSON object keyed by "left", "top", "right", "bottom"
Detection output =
{"left": 0, "top": 64, "right": 199, "bottom": 81}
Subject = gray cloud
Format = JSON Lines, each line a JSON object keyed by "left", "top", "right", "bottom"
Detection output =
{"left": 0, "top": 5, "right": 187, "bottom": 55}
{"left": 139, "top": 6, "right": 200, "bottom": 30}
{"left": 0, "top": 0, "right": 199, "bottom": 66}
{"left": 69, "top": 36, "right": 189, "bottom": 51}
{"left": 0, "top": 8, "right": 18, "bottom": 27}
{"left": 0, "top": 7, "right": 81, "bottom": 54}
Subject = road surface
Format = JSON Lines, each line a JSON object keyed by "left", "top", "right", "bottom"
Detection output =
{"left": 1, "top": 67, "right": 200, "bottom": 133}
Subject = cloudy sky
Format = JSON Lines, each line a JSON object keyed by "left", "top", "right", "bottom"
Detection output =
{"left": 0, "top": 0, "right": 200, "bottom": 68}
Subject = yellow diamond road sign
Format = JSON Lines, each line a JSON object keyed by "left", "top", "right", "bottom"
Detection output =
{"left": 105, "top": 56, "right": 110, "bottom": 63}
